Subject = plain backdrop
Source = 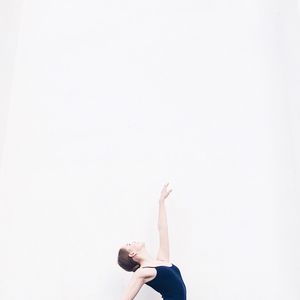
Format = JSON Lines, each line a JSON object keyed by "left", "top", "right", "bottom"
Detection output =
{"left": 1, "top": 0, "right": 300, "bottom": 299}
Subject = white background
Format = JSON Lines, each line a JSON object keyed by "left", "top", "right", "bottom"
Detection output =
{"left": 1, "top": 0, "right": 300, "bottom": 299}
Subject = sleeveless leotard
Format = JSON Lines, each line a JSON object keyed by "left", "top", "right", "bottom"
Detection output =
{"left": 142, "top": 263, "right": 187, "bottom": 300}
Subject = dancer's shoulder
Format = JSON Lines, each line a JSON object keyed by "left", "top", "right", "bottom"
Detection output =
{"left": 135, "top": 266, "right": 156, "bottom": 281}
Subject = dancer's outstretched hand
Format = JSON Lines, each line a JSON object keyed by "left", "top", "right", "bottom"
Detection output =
{"left": 159, "top": 182, "right": 173, "bottom": 203}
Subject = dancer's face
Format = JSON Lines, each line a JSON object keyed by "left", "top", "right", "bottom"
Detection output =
{"left": 123, "top": 241, "right": 145, "bottom": 255}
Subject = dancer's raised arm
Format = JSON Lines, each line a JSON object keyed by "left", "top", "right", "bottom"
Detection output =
{"left": 156, "top": 183, "right": 172, "bottom": 261}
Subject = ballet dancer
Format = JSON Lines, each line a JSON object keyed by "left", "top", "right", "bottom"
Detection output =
{"left": 117, "top": 182, "right": 187, "bottom": 300}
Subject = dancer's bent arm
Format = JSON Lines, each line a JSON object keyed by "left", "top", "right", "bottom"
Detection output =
{"left": 157, "top": 183, "right": 172, "bottom": 261}
{"left": 120, "top": 269, "right": 146, "bottom": 300}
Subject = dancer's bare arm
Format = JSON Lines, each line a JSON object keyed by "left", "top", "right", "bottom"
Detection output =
{"left": 120, "top": 270, "right": 146, "bottom": 300}
{"left": 157, "top": 183, "right": 172, "bottom": 261}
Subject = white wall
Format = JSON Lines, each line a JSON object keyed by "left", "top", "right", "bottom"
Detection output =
{"left": 0, "top": 0, "right": 23, "bottom": 168}
{"left": 1, "top": 0, "right": 300, "bottom": 299}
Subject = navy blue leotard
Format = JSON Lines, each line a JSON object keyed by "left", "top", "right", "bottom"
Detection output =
{"left": 142, "top": 263, "right": 187, "bottom": 300}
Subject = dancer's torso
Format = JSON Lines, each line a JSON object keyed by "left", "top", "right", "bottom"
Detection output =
{"left": 140, "top": 262, "right": 187, "bottom": 300}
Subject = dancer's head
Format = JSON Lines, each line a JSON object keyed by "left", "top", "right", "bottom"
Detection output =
{"left": 118, "top": 241, "right": 145, "bottom": 272}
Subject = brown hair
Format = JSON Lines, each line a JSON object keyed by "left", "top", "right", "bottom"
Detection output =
{"left": 118, "top": 247, "right": 140, "bottom": 272}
